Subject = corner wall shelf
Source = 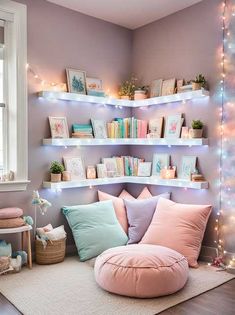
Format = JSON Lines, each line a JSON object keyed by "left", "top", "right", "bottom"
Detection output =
{"left": 39, "top": 89, "right": 209, "bottom": 108}
{"left": 43, "top": 177, "right": 208, "bottom": 190}
{"left": 43, "top": 138, "right": 209, "bottom": 147}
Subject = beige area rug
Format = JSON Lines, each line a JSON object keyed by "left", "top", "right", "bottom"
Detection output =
{"left": 0, "top": 257, "right": 234, "bottom": 315}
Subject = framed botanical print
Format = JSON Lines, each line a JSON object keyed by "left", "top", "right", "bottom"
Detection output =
{"left": 164, "top": 114, "right": 182, "bottom": 139}
{"left": 150, "top": 79, "right": 163, "bottom": 98}
{"left": 137, "top": 162, "right": 152, "bottom": 177}
{"left": 179, "top": 156, "right": 197, "bottom": 180}
{"left": 86, "top": 77, "right": 102, "bottom": 91}
{"left": 161, "top": 78, "right": 176, "bottom": 96}
{"left": 49, "top": 117, "right": 69, "bottom": 139}
{"left": 66, "top": 68, "right": 86, "bottom": 94}
{"left": 152, "top": 154, "right": 170, "bottom": 177}
{"left": 148, "top": 118, "right": 163, "bottom": 138}
{"left": 63, "top": 157, "right": 86, "bottom": 180}
{"left": 91, "top": 119, "right": 107, "bottom": 139}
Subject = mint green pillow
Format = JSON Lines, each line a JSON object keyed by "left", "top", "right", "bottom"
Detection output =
{"left": 62, "top": 200, "right": 128, "bottom": 261}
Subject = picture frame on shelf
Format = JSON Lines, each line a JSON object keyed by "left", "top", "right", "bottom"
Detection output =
{"left": 148, "top": 118, "right": 163, "bottom": 138}
{"left": 86, "top": 77, "right": 102, "bottom": 91}
{"left": 161, "top": 78, "right": 176, "bottom": 96}
{"left": 179, "top": 156, "right": 197, "bottom": 180}
{"left": 137, "top": 162, "right": 152, "bottom": 177}
{"left": 181, "top": 126, "right": 189, "bottom": 139}
{"left": 66, "top": 68, "right": 86, "bottom": 94}
{"left": 176, "top": 79, "right": 184, "bottom": 93}
{"left": 49, "top": 117, "right": 69, "bottom": 139}
{"left": 63, "top": 156, "right": 86, "bottom": 180}
{"left": 149, "top": 79, "right": 163, "bottom": 98}
{"left": 96, "top": 164, "right": 107, "bottom": 178}
{"left": 102, "top": 158, "right": 118, "bottom": 177}
{"left": 152, "top": 154, "right": 170, "bottom": 177}
{"left": 164, "top": 114, "right": 183, "bottom": 139}
{"left": 91, "top": 119, "right": 107, "bottom": 139}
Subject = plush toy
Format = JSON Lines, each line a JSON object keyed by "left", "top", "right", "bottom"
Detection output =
{"left": 12, "top": 250, "right": 28, "bottom": 266}
{"left": 23, "top": 215, "right": 34, "bottom": 226}
{"left": 10, "top": 255, "right": 22, "bottom": 273}
{"left": 0, "top": 240, "right": 12, "bottom": 257}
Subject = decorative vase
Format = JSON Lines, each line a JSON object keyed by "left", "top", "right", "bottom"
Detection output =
{"left": 120, "top": 95, "right": 130, "bottom": 100}
{"left": 51, "top": 173, "right": 62, "bottom": 182}
{"left": 62, "top": 171, "right": 71, "bottom": 181}
{"left": 134, "top": 90, "right": 147, "bottom": 100}
{"left": 86, "top": 166, "right": 96, "bottom": 179}
{"left": 189, "top": 128, "right": 203, "bottom": 138}
{"left": 192, "top": 82, "right": 203, "bottom": 91}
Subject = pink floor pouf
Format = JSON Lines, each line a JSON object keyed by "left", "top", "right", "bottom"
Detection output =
{"left": 94, "top": 244, "right": 189, "bottom": 298}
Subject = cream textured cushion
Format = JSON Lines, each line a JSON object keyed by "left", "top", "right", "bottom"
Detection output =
{"left": 94, "top": 244, "right": 188, "bottom": 298}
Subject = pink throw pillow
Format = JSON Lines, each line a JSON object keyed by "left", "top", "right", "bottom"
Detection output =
{"left": 137, "top": 187, "right": 152, "bottom": 199}
{"left": 140, "top": 198, "right": 212, "bottom": 268}
{"left": 118, "top": 189, "right": 135, "bottom": 201}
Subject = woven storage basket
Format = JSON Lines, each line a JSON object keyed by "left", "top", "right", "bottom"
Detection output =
{"left": 35, "top": 238, "right": 66, "bottom": 265}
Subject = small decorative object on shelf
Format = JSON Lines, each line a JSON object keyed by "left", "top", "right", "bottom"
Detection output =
{"left": 179, "top": 156, "right": 197, "bottom": 180}
{"left": 191, "top": 169, "right": 205, "bottom": 182}
{"left": 164, "top": 114, "right": 183, "bottom": 139}
{"left": 134, "top": 86, "right": 148, "bottom": 100}
{"left": 66, "top": 68, "right": 86, "bottom": 95}
{"left": 86, "top": 166, "right": 96, "bottom": 179}
{"left": 96, "top": 164, "right": 107, "bottom": 178}
{"left": 63, "top": 157, "right": 86, "bottom": 180}
{"left": 137, "top": 162, "right": 152, "bottom": 177}
{"left": 118, "top": 76, "right": 137, "bottom": 100}
{"left": 161, "top": 78, "right": 176, "bottom": 96}
{"left": 150, "top": 79, "right": 163, "bottom": 98}
{"left": 192, "top": 74, "right": 207, "bottom": 91}
{"left": 152, "top": 153, "right": 170, "bottom": 177}
{"left": 147, "top": 118, "right": 163, "bottom": 138}
{"left": 50, "top": 161, "right": 64, "bottom": 182}
{"left": 72, "top": 123, "right": 93, "bottom": 139}
{"left": 160, "top": 166, "right": 176, "bottom": 180}
{"left": 62, "top": 171, "right": 71, "bottom": 181}
{"left": 181, "top": 127, "right": 189, "bottom": 139}
{"left": 0, "top": 170, "right": 15, "bottom": 182}
{"left": 189, "top": 120, "right": 204, "bottom": 138}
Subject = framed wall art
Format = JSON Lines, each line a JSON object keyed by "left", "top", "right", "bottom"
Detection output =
{"left": 49, "top": 117, "right": 69, "bottom": 139}
{"left": 66, "top": 68, "right": 86, "bottom": 94}
{"left": 152, "top": 154, "right": 170, "bottom": 177}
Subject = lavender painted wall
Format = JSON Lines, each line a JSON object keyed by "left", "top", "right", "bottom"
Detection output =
{"left": 130, "top": 0, "right": 221, "bottom": 248}
{"left": 0, "top": 0, "right": 221, "bottom": 252}
{"left": 1, "top": 0, "right": 132, "bottom": 250}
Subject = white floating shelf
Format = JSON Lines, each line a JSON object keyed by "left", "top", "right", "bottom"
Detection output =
{"left": 43, "top": 138, "right": 208, "bottom": 147}
{"left": 43, "top": 177, "right": 208, "bottom": 190}
{"left": 39, "top": 89, "right": 209, "bottom": 108}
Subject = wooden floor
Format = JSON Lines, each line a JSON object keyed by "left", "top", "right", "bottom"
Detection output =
{"left": 0, "top": 279, "right": 235, "bottom": 315}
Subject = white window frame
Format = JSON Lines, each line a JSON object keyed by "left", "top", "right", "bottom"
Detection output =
{"left": 0, "top": 0, "right": 29, "bottom": 191}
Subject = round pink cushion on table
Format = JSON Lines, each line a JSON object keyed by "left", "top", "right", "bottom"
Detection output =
{"left": 0, "top": 207, "right": 23, "bottom": 219}
{"left": 94, "top": 244, "right": 189, "bottom": 298}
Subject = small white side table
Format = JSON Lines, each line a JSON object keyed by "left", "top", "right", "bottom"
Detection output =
{"left": 0, "top": 225, "right": 32, "bottom": 269}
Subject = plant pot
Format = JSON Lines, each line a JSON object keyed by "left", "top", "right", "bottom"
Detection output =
{"left": 62, "top": 171, "right": 71, "bottom": 181}
{"left": 192, "top": 82, "right": 203, "bottom": 91}
{"left": 51, "top": 173, "right": 62, "bottom": 182}
{"left": 189, "top": 128, "right": 203, "bottom": 138}
{"left": 134, "top": 91, "right": 147, "bottom": 100}
{"left": 120, "top": 95, "right": 130, "bottom": 100}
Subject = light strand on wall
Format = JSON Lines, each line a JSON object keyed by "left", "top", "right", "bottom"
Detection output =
{"left": 26, "top": 63, "right": 67, "bottom": 92}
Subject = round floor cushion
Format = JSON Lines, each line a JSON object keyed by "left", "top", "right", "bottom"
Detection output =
{"left": 94, "top": 244, "right": 189, "bottom": 298}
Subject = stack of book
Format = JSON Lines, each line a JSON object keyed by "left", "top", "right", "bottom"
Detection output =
{"left": 102, "top": 156, "right": 144, "bottom": 177}
{"left": 72, "top": 124, "right": 94, "bottom": 138}
{"left": 107, "top": 117, "right": 148, "bottom": 138}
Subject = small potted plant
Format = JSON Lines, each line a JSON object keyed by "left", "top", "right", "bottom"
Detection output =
{"left": 189, "top": 120, "right": 204, "bottom": 138}
{"left": 192, "top": 74, "right": 206, "bottom": 91}
{"left": 134, "top": 86, "right": 149, "bottom": 100}
{"left": 50, "top": 161, "right": 64, "bottom": 182}
{"left": 118, "top": 76, "right": 137, "bottom": 100}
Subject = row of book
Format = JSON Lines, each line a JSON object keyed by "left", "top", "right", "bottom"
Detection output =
{"left": 107, "top": 118, "right": 147, "bottom": 138}
{"left": 102, "top": 156, "right": 144, "bottom": 177}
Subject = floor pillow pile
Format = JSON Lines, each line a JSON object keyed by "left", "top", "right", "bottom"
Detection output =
{"left": 140, "top": 198, "right": 212, "bottom": 267}
{"left": 98, "top": 187, "right": 153, "bottom": 234}
{"left": 62, "top": 200, "right": 128, "bottom": 261}
{"left": 124, "top": 193, "right": 170, "bottom": 244}
{"left": 94, "top": 244, "right": 189, "bottom": 298}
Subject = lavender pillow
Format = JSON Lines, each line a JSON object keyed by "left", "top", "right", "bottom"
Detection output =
{"left": 124, "top": 193, "right": 170, "bottom": 244}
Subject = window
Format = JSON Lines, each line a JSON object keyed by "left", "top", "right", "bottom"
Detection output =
{"left": 0, "top": 1, "right": 28, "bottom": 191}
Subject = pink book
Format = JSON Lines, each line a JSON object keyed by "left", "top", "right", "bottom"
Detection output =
{"left": 140, "top": 120, "right": 147, "bottom": 138}
{"left": 137, "top": 120, "right": 142, "bottom": 138}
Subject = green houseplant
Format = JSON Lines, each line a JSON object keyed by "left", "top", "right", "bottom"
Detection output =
{"left": 50, "top": 161, "right": 64, "bottom": 182}
{"left": 190, "top": 120, "right": 204, "bottom": 138}
{"left": 192, "top": 74, "right": 206, "bottom": 90}
{"left": 118, "top": 76, "right": 137, "bottom": 100}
